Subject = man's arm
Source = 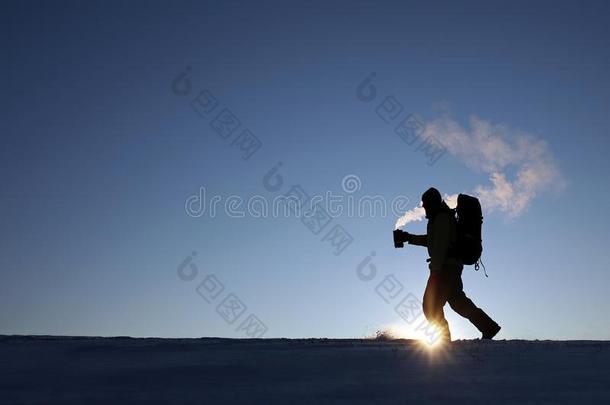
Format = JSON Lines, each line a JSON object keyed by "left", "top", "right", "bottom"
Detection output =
{"left": 408, "top": 234, "right": 427, "bottom": 247}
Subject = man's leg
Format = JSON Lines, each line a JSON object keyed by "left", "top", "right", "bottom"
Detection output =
{"left": 446, "top": 276, "right": 500, "bottom": 338}
{"left": 422, "top": 274, "right": 451, "bottom": 342}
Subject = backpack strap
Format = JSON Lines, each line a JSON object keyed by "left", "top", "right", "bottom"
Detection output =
{"left": 474, "top": 257, "right": 488, "bottom": 277}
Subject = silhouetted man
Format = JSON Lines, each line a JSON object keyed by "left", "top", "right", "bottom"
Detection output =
{"left": 397, "top": 187, "right": 500, "bottom": 343}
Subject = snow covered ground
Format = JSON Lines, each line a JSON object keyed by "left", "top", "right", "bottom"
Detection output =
{"left": 1, "top": 336, "right": 609, "bottom": 404}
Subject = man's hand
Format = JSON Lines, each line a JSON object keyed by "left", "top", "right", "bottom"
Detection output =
{"left": 393, "top": 230, "right": 412, "bottom": 248}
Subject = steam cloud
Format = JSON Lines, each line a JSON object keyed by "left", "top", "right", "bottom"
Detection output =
{"left": 395, "top": 115, "right": 564, "bottom": 229}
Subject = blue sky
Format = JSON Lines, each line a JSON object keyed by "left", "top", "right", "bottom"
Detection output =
{"left": 2, "top": 0, "right": 610, "bottom": 340}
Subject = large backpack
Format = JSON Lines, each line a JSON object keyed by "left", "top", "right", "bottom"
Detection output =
{"left": 453, "top": 194, "right": 483, "bottom": 266}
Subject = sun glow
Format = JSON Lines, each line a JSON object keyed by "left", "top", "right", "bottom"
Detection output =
{"left": 380, "top": 323, "right": 447, "bottom": 351}
{"left": 419, "top": 335, "right": 444, "bottom": 351}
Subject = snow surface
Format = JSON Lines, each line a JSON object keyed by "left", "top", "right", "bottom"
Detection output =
{"left": 1, "top": 336, "right": 609, "bottom": 404}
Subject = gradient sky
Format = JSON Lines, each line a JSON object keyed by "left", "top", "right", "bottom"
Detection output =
{"left": 2, "top": 0, "right": 610, "bottom": 340}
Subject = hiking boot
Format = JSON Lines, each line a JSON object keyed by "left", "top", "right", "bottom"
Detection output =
{"left": 482, "top": 324, "right": 501, "bottom": 340}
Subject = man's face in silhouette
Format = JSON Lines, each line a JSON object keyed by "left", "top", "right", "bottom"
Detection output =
{"left": 423, "top": 200, "right": 437, "bottom": 219}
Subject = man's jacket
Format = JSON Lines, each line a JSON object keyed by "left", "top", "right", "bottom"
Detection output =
{"left": 409, "top": 207, "right": 463, "bottom": 273}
